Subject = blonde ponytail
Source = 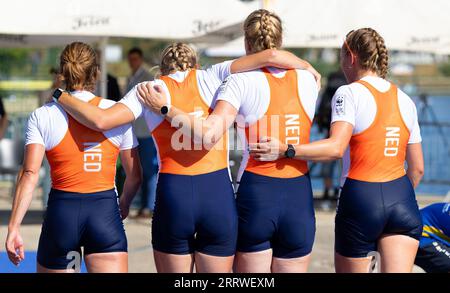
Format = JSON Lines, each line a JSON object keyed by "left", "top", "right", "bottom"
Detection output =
{"left": 60, "top": 42, "right": 98, "bottom": 91}
{"left": 344, "top": 28, "right": 389, "bottom": 78}
{"left": 243, "top": 9, "right": 283, "bottom": 54}
{"left": 160, "top": 43, "right": 198, "bottom": 75}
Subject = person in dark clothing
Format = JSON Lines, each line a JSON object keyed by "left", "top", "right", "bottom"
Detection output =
{"left": 105, "top": 74, "right": 121, "bottom": 102}
{"left": 316, "top": 70, "right": 347, "bottom": 199}
{"left": 126, "top": 47, "right": 157, "bottom": 218}
{"left": 0, "top": 96, "right": 8, "bottom": 140}
{"left": 94, "top": 50, "right": 122, "bottom": 102}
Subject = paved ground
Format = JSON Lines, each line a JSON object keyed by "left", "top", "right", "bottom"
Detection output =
{"left": 0, "top": 188, "right": 443, "bottom": 273}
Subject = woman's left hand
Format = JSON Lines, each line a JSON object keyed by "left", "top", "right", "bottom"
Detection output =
{"left": 249, "top": 136, "right": 287, "bottom": 161}
{"left": 137, "top": 82, "right": 168, "bottom": 114}
{"left": 306, "top": 64, "right": 322, "bottom": 90}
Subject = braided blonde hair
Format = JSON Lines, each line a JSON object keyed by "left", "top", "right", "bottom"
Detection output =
{"left": 160, "top": 43, "right": 198, "bottom": 76}
{"left": 244, "top": 9, "right": 282, "bottom": 54}
{"left": 344, "top": 28, "right": 389, "bottom": 78}
{"left": 60, "top": 42, "right": 99, "bottom": 91}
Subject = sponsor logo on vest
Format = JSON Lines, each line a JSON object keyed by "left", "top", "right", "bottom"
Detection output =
{"left": 335, "top": 96, "right": 345, "bottom": 115}
{"left": 83, "top": 142, "right": 102, "bottom": 172}
{"left": 384, "top": 127, "right": 400, "bottom": 157}
{"left": 285, "top": 114, "right": 300, "bottom": 145}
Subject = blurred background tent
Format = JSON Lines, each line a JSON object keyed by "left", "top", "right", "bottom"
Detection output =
{"left": 0, "top": 0, "right": 260, "bottom": 96}
{"left": 207, "top": 0, "right": 450, "bottom": 56}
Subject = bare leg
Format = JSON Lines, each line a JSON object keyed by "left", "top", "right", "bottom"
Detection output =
{"left": 37, "top": 263, "right": 75, "bottom": 273}
{"left": 335, "top": 252, "right": 372, "bottom": 273}
{"left": 234, "top": 250, "right": 272, "bottom": 273}
{"left": 153, "top": 250, "right": 194, "bottom": 273}
{"left": 194, "top": 252, "right": 234, "bottom": 273}
{"left": 378, "top": 234, "right": 419, "bottom": 273}
{"left": 271, "top": 254, "right": 311, "bottom": 273}
{"left": 84, "top": 252, "right": 128, "bottom": 273}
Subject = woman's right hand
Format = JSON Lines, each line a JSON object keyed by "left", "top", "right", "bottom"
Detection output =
{"left": 137, "top": 82, "right": 168, "bottom": 114}
{"left": 5, "top": 229, "right": 25, "bottom": 266}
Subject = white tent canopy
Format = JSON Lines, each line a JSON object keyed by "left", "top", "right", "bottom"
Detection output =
{"left": 0, "top": 0, "right": 258, "bottom": 43}
{"left": 206, "top": 0, "right": 450, "bottom": 56}
{"left": 0, "top": 34, "right": 101, "bottom": 48}
{"left": 0, "top": 0, "right": 259, "bottom": 96}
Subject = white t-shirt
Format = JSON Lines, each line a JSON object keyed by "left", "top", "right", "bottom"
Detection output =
{"left": 25, "top": 91, "right": 138, "bottom": 151}
{"left": 215, "top": 68, "right": 319, "bottom": 179}
{"left": 119, "top": 61, "right": 233, "bottom": 132}
{"left": 331, "top": 76, "right": 422, "bottom": 186}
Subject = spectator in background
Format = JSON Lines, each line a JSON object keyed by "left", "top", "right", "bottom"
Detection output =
{"left": 104, "top": 74, "right": 121, "bottom": 102}
{"left": 0, "top": 94, "right": 8, "bottom": 139}
{"left": 315, "top": 70, "right": 347, "bottom": 200}
{"left": 39, "top": 67, "right": 63, "bottom": 106}
{"left": 95, "top": 50, "right": 122, "bottom": 102}
{"left": 126, "top": 47, "right": 158, "bottom": 218}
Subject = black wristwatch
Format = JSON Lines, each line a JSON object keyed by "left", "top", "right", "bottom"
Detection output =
{"left": 52, "top": 88, "right": 64, "bottom": 102}
{"left": 285, "top": 144, "right": 296, "bottom": 158}
{"left": 160, "top": 105, "right": 170, "bottom": 116}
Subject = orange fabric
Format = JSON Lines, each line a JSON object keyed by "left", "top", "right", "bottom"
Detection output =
{"left": 153, "top": 70, "right": 228, "bottom": 175}
{"left": 46, "top": 97, "right": 120, "bottom": 193}
{"left": 348, "top": 80, "right": 410, "bottom": 182}
{"left": 245, "top": 68, "right": 311, "bottom": 178}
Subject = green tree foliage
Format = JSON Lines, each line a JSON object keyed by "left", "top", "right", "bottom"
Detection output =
{"left": 439, "top": 62, "right": 450, "bottom": 77}
{"left": 0, "top": 48, "right": 29, "bottom": 77}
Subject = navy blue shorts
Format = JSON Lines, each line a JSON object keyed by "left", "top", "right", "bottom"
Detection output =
{"left": 335, "top": 175, "right": 422, "bottom": 258}
{"left": 37, "top": 188, "right": 127, "bottom": 270}
{"left": 236, "top": 171, "right": 315, "bottom": 258}
{"left": 152, "top": 168, "right": 237, "bottom": 257}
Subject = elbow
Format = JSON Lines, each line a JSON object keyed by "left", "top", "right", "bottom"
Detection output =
{"left": 330, "top": 145, "right": 346, "bottom": 160}
{"left": 21, "top": 168, "right": 40, "bottom": 184}
{"left": 93, "top": 116, "right": 108, "bottom": 132}
{"left": 414, "top": 166, "right": 425, "bottom": 179}
{"left": 329, "top": 137, "right": 348, "bottom": 160}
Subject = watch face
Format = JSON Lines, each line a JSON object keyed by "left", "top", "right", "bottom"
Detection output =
{"left": 286, "top": 146, "right": 295, "bottom": 158}
{"left": 160, "top": 106, "right": 169, "bottom": 115}
{"left": 53, "top": 89, "right": 63, "bottom": 99}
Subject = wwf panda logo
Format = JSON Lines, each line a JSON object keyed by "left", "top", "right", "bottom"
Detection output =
{"left": 335, "top": 96, "right": 345, "bottom": 115}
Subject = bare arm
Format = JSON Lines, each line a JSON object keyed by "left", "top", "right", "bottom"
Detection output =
{"left": 6, "top": 144, "right": 45, "bottom": 265}
{"left": 405, "top": 143, "right": 424, "bottom": 188}
{"left": 249, "top": 121, "right": 354, "bottom": 162}
{"left": 57, "top": 93, "right": 135, "bottom": 131}
{"left": 137, "top": 84, "right": 238, "bottom": 147}
{"left": 118, "top": 148, "right": 143, "bottom": 219}
{"left": 230, "top": 49, "right": 321, "bottom": 88}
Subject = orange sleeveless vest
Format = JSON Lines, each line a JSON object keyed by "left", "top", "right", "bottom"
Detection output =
{"left": 245, "top": 68, "right": 311, "bottom": 178}
{"left": 348, "top": 80, "right": 410, "bottom": 182}
{"left": 46, "top": 97, "right": 120, "bottom": 193}
{"left": 152, "top": 70, "right": 228, "bottom": 175}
